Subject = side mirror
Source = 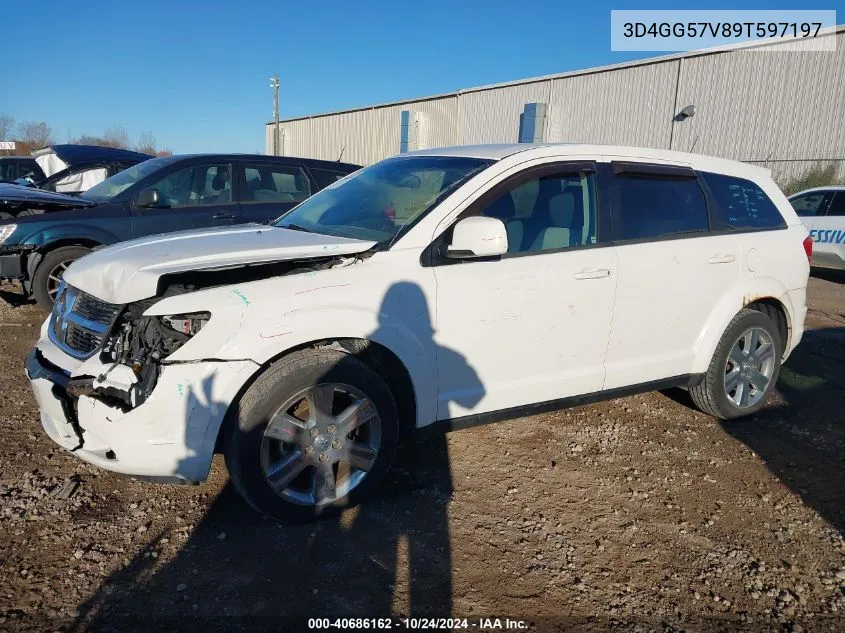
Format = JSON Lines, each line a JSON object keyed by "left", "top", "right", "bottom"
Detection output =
{"left": 444, "top": 216, "right": 508, "bottom": 259}
{"left": 135, "top": 187, "right": 161, "bottom": 208}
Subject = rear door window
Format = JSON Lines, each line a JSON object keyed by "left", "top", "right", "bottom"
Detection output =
{"left": 242, "top": 164, "right": 311, "bottom": 203}
{"left": 703, "top": 172, "right": 786, "bottom": 230}
{"left": 609, "top": 172, "right": 709, "bottom": 241}
{"left": 826, "top": 192, "right": 845, "bottom": 216}
{"left": 789, "top": 191, "right": 832, "bottom": 217}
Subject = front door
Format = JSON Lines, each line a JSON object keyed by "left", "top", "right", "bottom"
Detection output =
{"left": 130, "top": 162, "right": 238, "bottom": 238}
{"left": 431, "top": 164, "right": 618, "bottom": 420}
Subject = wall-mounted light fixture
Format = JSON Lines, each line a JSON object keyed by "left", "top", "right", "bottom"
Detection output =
{"left": 674, "top": 105, "right": 696, "bottom": 122}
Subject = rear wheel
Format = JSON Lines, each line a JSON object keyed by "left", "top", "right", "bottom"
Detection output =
{"left": 690, "top": 308, "right": 782, "bottom": 419}
{"left": 32, "top": 245, "right": 91, "bottom": 310}
{"left": 224, "top": 348, "right": 399, "bottom": 522}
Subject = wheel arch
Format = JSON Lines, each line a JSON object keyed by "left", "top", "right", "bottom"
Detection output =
{"left": 692, "top": 278, "right": 794, "bottom": 374}
{"left": 25, "top": 238, "right": 104, "bottom": 286}
{"left": 212, "top": 336, "right": 420, "bottom": 454}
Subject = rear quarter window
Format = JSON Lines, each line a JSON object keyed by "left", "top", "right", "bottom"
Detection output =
{"left": 702, "top": 172, "right": 786, "bottom": 231}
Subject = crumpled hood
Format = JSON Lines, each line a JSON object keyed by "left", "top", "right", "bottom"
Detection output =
{"left": 63, "top": 223, "right": 376, "bottom": 304}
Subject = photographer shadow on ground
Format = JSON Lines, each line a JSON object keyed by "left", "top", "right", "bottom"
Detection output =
{"left": 70, "top": 281, "right": 485, "bottom": 632}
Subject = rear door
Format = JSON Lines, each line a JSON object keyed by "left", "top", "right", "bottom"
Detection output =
{"left": 790, "top": 189, "right": 833, "bottom": 259}
{"left": 129, "top": 161, "right": 238, "bottom": 238}
{"left": 602, "top": 162, "right": 740, "bottom": 389}
{"left": 811, "top": 190, "right": 845, "bottom": 269}
{"left": 236, "top": 160, "right": 313, "bottom": 225}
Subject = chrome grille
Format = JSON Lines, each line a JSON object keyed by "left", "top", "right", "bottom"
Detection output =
{"left": 48, "top": 282, "right": 121, "bottom": 359}
{"left": 74, "top": 293, "right": 120, "bottom": 323}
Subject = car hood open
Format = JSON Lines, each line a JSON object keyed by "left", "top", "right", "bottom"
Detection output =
{"left": 63, "top": 223, "right": 377, "bottom": 304}
{"left": 32, "top": 145, "right": 153, "bottom": 178}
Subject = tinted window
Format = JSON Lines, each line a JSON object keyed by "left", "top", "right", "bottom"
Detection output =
{"left": 703, "top": 172, "right": 786, "bottom": 230}
{"left": 826, "top": 192, "right": 845, "bottom": 216}
{"left": 480, "top": 170, "right": 597, "bottom": 253}
{"left": 789, "top": 191, "right": 831, "bottom": 217}
{"left": 144, "top": 164, "right": 232, "bottom": 208}
{"left": 243, "top": 164, "right": 311, "bottom": 203}
{"left": 0, "top": 162, "right": 14, "bottom": 181}
{"left": 610, "top": 175, "right": 709, "bottom": 241}
{"left": 310, "top": 167, "right": 355, "bottom": 190}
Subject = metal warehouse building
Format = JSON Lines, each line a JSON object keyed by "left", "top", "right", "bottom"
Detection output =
{"left": 267, "top": 27, "right": 844, "bottom": 184}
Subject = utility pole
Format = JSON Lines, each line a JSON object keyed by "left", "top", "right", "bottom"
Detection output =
{"left": 270, "top": 74, "right": 280, "bottom": 156}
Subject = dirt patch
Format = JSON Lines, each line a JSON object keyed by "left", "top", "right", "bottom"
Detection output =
{"left": 1, "top": 276, "right": 844, "bottom": 632}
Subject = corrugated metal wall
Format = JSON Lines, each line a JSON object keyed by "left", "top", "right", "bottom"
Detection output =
{"left": 269, "top": 31, "right": 844, "bottom": 186}
{"left": 547, "top": 60, "right": 678, "bottom": 148}
{"left": 671, "top": 33, "right": 845, "bottom": 161}
{"left": 458, "top": 81, "right": 551, "bottom": 144}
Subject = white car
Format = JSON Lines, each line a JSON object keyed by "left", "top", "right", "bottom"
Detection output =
{"left": 788, "top": 186, "right": 845, "bottom": 271}
{"left": 26, "top": 144, "right": 810, "bottom": 521}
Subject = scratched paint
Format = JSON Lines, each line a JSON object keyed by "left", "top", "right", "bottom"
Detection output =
{"left": 231, "top": 289, "right": 251, "bottom": 306}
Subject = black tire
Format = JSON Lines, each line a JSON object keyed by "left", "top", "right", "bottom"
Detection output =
{"left": 689, "top": 308, "right": 783, "bottom": 420}
{"left": 32, "top": 245, "right": 91, "bottom": 311}
{"left": 224, "top": 348, "right": 399, "bottom": 522}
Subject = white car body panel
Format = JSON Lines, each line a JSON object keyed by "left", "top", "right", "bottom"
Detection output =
{"left": 27, "top": 143, "right": 810, "bottom": 483}
{"left": 63, "top": 223, "right": 376, "bottom": 304}
{"left": 789, "top": 186, "right": 845, "bottom": 271}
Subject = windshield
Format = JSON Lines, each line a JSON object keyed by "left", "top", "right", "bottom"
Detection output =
{"left": 81, "top": 157, "right": 169, "bottom": 202}
{"left": 274, "top": 156, "right": 492, "bottom": 244}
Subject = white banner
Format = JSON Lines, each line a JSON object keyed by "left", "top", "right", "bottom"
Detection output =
{"left": 0, "top": 141, "right": 16, "bottom": 150}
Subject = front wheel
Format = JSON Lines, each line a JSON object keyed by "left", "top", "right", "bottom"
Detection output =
{"left": 224, "top": 348, "right": 399, "bottom": 522}
{"left": 32, "top": 245, "right": 92, "bottom": 310}
{"left": 689, "top": 308, "right": 783, "bottom": 419}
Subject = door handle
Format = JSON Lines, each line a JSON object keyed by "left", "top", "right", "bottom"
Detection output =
{"left": 573, "top": 268, "right": 611, "bottom": 280}
{"left": 213, "top": 212, "right": 235, "bottom": 220}
{"left": 707, "top": 254, "right": 736, "bottom": 264}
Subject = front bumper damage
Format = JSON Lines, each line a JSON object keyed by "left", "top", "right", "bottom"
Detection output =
{"left": 26, "top": 334, "right": 259, "bottom": 483}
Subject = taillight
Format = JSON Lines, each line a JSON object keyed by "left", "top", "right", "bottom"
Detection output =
{"left": 803, "top": 235, "right": 813, "bottom": 263}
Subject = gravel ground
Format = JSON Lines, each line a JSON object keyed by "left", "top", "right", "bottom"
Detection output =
{"left": 0, "top": 275, "right": 843, "bottom": 633}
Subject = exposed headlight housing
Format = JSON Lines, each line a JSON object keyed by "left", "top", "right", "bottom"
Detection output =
{"left": 0, "top": 224, "right": 17, "bottom": 244}
{"left": 161, "top": 312, "right": 211, "bottom": 337}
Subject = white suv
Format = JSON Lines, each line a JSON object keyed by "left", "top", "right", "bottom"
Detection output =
{"left": 26, "top": 144, "right": 811, "bottom": 521}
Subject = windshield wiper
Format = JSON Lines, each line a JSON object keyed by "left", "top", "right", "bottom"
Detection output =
{"left": 278, "top": 223, "right": 313, "bottom": 233}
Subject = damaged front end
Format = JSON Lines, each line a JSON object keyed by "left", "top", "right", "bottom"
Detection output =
{"left": 55, "top": 254, "right": 356, "bottom": 414}
{"left": 90, "top": 307, "right": 211, "bottom": 409}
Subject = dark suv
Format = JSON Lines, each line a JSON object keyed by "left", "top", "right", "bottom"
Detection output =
{"left": 0, "top": 154, "right": 360, "bottom": 308}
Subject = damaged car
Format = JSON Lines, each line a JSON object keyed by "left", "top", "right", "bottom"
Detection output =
{"left": 0, "top": 153, "right": 359, "bottom": 309}
{"left": 10, "top": 144, "right": 153, "bottom": 195}
{"left": 26, "top": 144, "right": 810, "bottom": 522}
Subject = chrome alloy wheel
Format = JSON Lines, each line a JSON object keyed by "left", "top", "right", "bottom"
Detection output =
{"left": 259, "top": 383, "right": 382, "bottom": 506}
{"left": 47, "top": 259, "right": 74, "bottom": 299}
{"left": 724, "top": 327, "right": 776, "bottom": 409}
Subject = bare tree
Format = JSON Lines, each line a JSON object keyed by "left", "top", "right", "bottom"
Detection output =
{"left": 102, "top": 125, "right": 130, "bottom": 149}
{"left": 17, "top": 121, "right": 54, "bottom": 149}
{"left": 0, "top": 115, "right": 14, "bottom": 155}
{"left": 0, "top": 115, "right": 14, "bottom": 141}
{"left": 136, "top": 132, "right": 157, "bottom": 156}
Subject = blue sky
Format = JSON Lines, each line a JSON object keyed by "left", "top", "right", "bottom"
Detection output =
{"left": 1, "top": 0, "right": 838, "bottom": 153}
